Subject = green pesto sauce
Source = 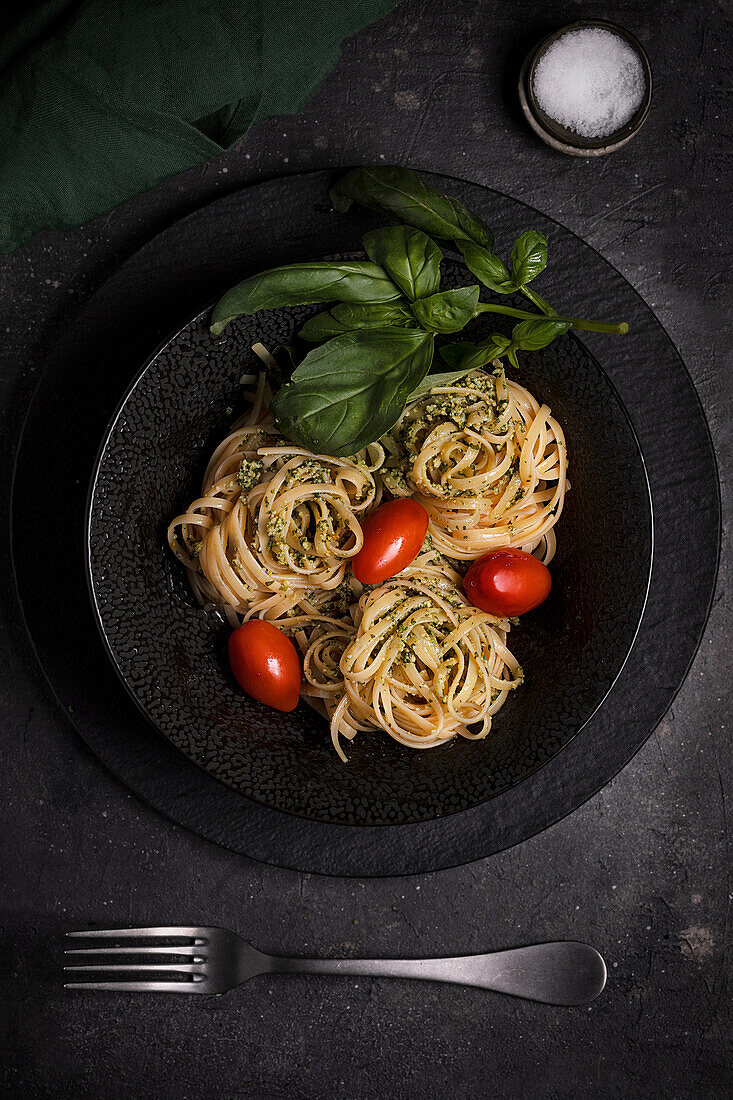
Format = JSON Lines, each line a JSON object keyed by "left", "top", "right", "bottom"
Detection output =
{"left": 237, "top": 457, "right": 264, "bottom": 493}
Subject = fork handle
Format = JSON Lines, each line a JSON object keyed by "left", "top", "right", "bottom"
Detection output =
{"left": 272, "top": 941, "right": 605, "bottom": 1006}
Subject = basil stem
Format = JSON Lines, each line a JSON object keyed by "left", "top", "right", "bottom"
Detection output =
{"left": 520, "top": 286, "right": 556, "bottom": 315}
{"left": 474, "top": 302, "right": 628, "bottom": 334}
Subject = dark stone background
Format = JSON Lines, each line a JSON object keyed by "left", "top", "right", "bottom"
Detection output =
{"left": 0, "top": 1, "right": 730, "bottom": 1096}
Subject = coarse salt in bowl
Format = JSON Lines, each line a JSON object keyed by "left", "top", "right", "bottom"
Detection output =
{"left": 532, "top": 27, "right": 646, "bottom": 141}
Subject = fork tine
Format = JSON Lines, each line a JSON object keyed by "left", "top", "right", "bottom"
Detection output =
{"left": 66, "top": 927, "right": 206, "bottom": 940}
{"left": 65, "top": 945, "right": 205, "bottom": 958}
{"left": 64, "top": 981, "right": 208, "bottom": 993}
{"left": 64, "top": 964, "right": 205, "bottom": 976}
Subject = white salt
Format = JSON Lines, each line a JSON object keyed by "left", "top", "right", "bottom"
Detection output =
{"left": 533, "top": 27, "right": 645, "bottom": 140}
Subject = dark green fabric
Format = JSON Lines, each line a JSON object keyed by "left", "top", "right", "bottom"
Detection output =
{"left": 0, "top": 0, "right": 400, "bottom": 253}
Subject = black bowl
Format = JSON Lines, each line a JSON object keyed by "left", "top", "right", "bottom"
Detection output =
{"left": 87, "top": 260, "right": 652, "bottom": 827}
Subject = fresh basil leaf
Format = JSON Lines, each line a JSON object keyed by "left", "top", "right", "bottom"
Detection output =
{"left": 438, "top": 341, "right": 482, "bottom": 370}
{"left": 407, "top": 367, "right": 479, "bottom": 402}
{"left": 331, "top": 166, "right": 495, "bottom": 251}
{"left": 362, "top": 225, "right": 442, "bottom": 301}
{"left": 299, "top": 301, "right": 415, "bottom": 343}
{"left": 210, "top": 262, "right": 401, "bottom": 335}
{"left": 510, "top": 231, "right": 548, "bottom": 287}
{"left": 439, "top": 335, "right": 512, "bottom": 371}
{"left": 270, "top": 328, "right": 435, "bottom": 456}
{"left": 512, "top": 317, "right": 572, "bottom": 350}
{"left": 506, "top": 345, "right": 520, "bottom": 369}
{"left": 410, "top": 285, "right": 480, "bottom": 334}
{"left": 457, "top": 240, "right": 516, "bottom": 294}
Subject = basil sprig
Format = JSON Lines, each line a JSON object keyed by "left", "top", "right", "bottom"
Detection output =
{"left": 331, "top": 167, "right": 554, "bottom": 315}
{"left": 210, "top": 166, "right": 628, "bottom": 453}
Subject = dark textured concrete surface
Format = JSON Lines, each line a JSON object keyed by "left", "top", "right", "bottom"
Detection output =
{"left": 0, "top": 1, "right": 730, "bottom": 1097}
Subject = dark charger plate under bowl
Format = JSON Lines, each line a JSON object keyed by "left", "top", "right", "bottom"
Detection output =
{"left": 12, "top": 171, "right": 718, "bottom": 874}
{"left": 87, "top": 262, "right": 651, "bottom": 827}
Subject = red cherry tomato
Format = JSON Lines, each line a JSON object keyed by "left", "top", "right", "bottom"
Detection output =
{"left": 352, "top": 498, "right": 429, "bottom": 585}
{"left": 228, "top": 619, "right": 301, "bottom": 712}
{"left": 463, "top": 548, "right": 552, "bottom": 617}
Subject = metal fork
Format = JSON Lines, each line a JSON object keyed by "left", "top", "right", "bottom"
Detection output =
{"left": 64, "top": 926, "right": 606, "bottom": 1005}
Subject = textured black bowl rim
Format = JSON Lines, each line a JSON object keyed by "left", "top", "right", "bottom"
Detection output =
{"left": 9, "top": 169, "right": 721, "bottom": 876}
{"left": 84, "top": 296, "right": 653, "bottom": 826}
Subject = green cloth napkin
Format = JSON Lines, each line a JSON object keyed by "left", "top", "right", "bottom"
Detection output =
{"left": 0, "top": 0, "right": 400, "bottom": 253}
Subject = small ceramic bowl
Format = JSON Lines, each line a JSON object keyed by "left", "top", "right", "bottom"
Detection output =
{"left": 519, "top": 20, "right": 652, "bottom": 157}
